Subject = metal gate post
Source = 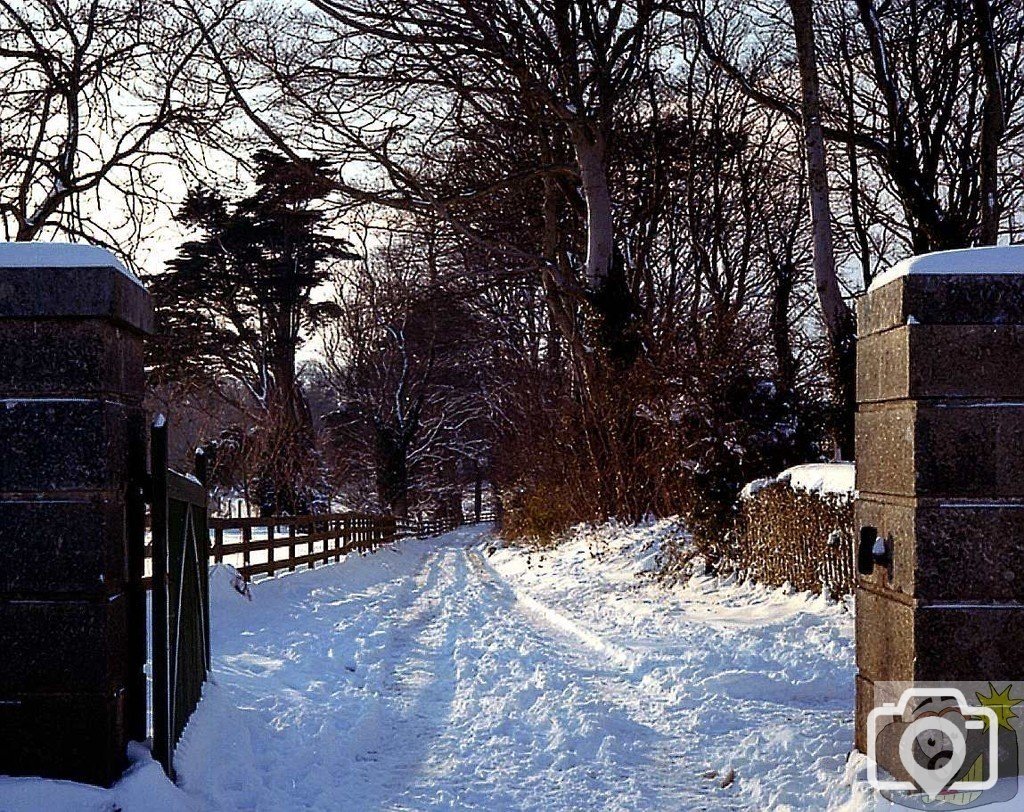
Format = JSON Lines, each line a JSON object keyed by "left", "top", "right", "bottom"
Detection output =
{"left": 150, "top": 417, "right": 171, "bottom": 775}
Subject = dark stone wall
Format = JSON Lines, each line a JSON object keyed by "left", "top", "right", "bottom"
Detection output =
{"left": 0, "top": 255, "right": 152, "bottom": 786}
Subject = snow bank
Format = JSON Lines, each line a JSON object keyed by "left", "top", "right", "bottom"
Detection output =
{"left": 488, "top": 520, "right": 861, "bottom": 810}
{"left": 0, "top": 742, "right": 193, "bottom": 812}
{"left": 208, "top": 562, "right": 253, "bottom": 605}
{"left": 0, "top": 241, "right": 140, "bottom": 284}
{"left": 741, "top": 462, "right": 856, "bottom": 500}
{"left": 867, "top": 245, "right": 1024, "bottom": 292}
{"left": 492, "top": 517, "right": 681, "bottom": 582}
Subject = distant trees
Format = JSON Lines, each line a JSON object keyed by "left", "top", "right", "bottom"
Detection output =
{"left": 319, "top": 223, "right": 500, "bottom": 518}
{"left": 149, "top": 150, "right": 356, "bottom": 513}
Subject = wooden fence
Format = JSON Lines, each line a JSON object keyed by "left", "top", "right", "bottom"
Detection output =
{"left": 208, "top": 509, "right": 498, "bottom": 582}
{"left": 210, "top": 513, "right": 394, "bottom": 581}
{"left": 144, "top": 508, "right": 498, "bottom": 586}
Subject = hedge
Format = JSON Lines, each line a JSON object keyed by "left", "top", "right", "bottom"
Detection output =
{"left": 734, "top": 481, "right": 855, "bottom": 599}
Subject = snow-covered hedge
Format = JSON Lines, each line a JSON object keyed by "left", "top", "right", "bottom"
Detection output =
{"left": 735, "top": 464, "right": 856, "bottom": 599}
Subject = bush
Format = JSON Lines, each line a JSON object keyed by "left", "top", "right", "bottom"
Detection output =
{"left": 653, "top": 360, "right": 828, "bottom": 573}
{"left": 734, "top": 480, "right": 855, "bottom": 599}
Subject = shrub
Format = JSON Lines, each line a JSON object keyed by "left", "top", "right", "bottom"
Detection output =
{"left": 734, "top": 480, "right": 855, "bottom": 599}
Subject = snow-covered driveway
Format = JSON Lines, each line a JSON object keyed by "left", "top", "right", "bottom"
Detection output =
{"left": 170, "top": 523, "right": 863, "bottom": 811}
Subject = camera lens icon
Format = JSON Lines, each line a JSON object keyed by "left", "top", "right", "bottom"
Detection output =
{"left": 868, "top": 687, "right": 999, "bottom": 801}
{"left": 912, "top": 716, "right": 957, "bottom": 771}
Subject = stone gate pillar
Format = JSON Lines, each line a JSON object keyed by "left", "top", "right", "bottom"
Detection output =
{"left": 855, "top": 246, "right": 1024, "bottom": 781}
{"left": 0, "top": 244, "right": 152, "bottom": 785}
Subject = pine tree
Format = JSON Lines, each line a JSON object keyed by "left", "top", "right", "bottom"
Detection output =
{"left": 149, "top": 150, "right": 356, "bottom": 513}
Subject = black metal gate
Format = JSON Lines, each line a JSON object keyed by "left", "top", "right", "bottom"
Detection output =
{"left": 149, "top": 417, "right": 211, "bottom": 778}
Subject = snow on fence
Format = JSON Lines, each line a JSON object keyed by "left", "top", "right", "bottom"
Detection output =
{"left": 735, "top": 464, "right": 856, "bottom": 599}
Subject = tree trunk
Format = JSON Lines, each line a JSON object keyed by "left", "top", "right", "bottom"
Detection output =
{"left": 541, "top": 167, "right": 567, "bottom": 373}
{"left": 771, "top": 262, "right": 798, "bottom": 398}
{"left": 15, "top": 222, "right": 38, "bottom": 241}
{"left": 974, "top": 0, "right": 1004, "bottom": 245}
{"left": 473, "top": 460, "right": 483, "bottom": 523}
{"left": 271, "top": 320, "right": 302, "bottom": 421}
{"left": 375, "top": 426, "right": 410, "bottom": 520}
{"left": 787, "top": 0, "right": 856, "bottom": 457}
{"left": 573, "top": 127, "right": 614, "bottom": 291}
{"left": 788, "top": 0, "right": 846, "bottom": 345}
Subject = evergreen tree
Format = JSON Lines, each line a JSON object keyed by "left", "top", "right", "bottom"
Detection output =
{"left": 149, "top": 150, "right": 356, "bottom": 513}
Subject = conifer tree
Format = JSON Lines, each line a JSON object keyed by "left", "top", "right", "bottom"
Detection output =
{"left": 150, "top": 150, "right": 356, "bottom": 513}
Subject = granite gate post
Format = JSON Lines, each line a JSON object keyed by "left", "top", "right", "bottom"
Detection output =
{"left": 0, "top": 244, "right": 153, "bottom": 785}
{"left": 855, "top": 246, "right": 1024, "bottom": 788}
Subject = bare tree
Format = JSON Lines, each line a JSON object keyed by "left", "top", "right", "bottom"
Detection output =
{"left": 320, "top": 221, "right": 500, "bottom": 517}
{"left": 184, "top": 1, "right": 681, "bottom": 370}
{"left": 0, "top": 0, "right": 225, "bottom": 250}
{"left": 686, "top": 0, "right": 1024, "bottom": 255}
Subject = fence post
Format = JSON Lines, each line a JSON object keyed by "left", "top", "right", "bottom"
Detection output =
{"left": 214, "top": 526, "right": 224, "bottom": 564}
{"left": 0, "top": 245, "right": 154, "bottom": 785}
{"left": 474, "top": 460, "right": 483, "bottom": 523}
{"left": 242, "top": 525, "right": 251, "bottom": 579}
{"left": 288, "top": 522, "right": 296, "bottom": 571}
{"left": 267, "top": 523, "right": 275, "bottom": 578}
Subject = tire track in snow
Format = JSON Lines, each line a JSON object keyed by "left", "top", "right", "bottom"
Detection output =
{"left": 178, "top": 530, "right": 817, "bottom": 810}
{"left": 333, "top": 545, "right": 470, "bottom": 808}
{"left": 339, "top": 539, "right": 681, "bottom": 809}
{"left": 467, "top": 550, "right": 637, "bottom": 669}
{"left": 396, "top": 544, "right": 671, "bottom": 810}
{"left": 463, "top": 547, "right": 744, "bottom": 811}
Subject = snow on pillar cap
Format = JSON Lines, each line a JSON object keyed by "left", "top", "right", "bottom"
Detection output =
{"left": 868, "top": 245, "right": 1024, "bottom": 293}
{"left": 0, "top": 241, "right": 153, "bottom": 333}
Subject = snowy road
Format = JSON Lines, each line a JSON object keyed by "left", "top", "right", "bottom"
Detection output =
{"left": 170, "top": 523, "right": 864, "bottom": 811}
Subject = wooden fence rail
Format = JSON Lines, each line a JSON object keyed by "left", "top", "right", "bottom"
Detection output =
{"left": 143, "top": 509, "right": 498, "bottom": 586}
{"left": 210, "top": 512, "right": 397, "bottom": 581}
